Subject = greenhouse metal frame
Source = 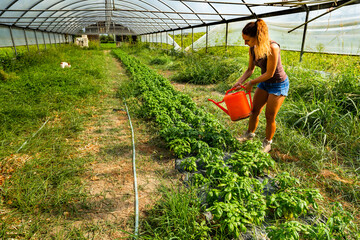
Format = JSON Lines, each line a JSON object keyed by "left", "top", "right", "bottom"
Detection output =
{"left": 1, "top": 0, "right": 359, "bottom": 56}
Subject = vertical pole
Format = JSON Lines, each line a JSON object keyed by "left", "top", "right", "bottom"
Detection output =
{"left": 206, "top": 26, "right": 209, "bottom": 53}
{"left": 181, "top": 29, "right": 183, "bottom": 51}
{"left": 48, "top": 33, "right": 52, "bottom": 47}
{"left": 9, "top": 26, "right": 17, "bottom": 56}
{"left": 43, "top": 32, "right": 47, "bottom": 50}
{"left": 300, "top": 6, "right": 309, "bottom": 62}
{"left": 225, "top": 22, "right": 229, "bottom": 52}
{"left": 54, "top": 33, "right": 57, "bottom": 47}
{"left": 192, "top": 27, "right": 194, "bottom": 52}
{"left": 34, "top": 30, "right": 39, "bottom": 51}
{"left": 173, "top": 30, "right": 175, "bottom": 49}
{"left": 166, "top": 31, "right": 168, "bottom": 50}
{"left": 24, "top": 29, "right": 29, "bottom": 52}
{"left": 161, "top": 32, "right": 163, "bottom": 49}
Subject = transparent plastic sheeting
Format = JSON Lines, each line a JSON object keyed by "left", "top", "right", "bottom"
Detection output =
{"left": 0, "top": 25, "right": 68, "bottom": 48}
{"left": 146, "top": 4, "right": 360, "bottom": 56}
{"left": 141, "top": 33, "right": 181, "bottom": 51}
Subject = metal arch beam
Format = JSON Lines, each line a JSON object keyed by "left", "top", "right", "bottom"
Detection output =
{"left": 46, "top": 1, "right": 171, "bottom": 34}
{"left": 146, "top": 0, "right": 359, "bottom": 34}
{"left": 55, "top": 19, "right": 163, "bottom": 34}
{"left": 37, "top": 1, "right": 103, "bottom": 31}
{"left": 166, "top": 0, "right": 288, "bottom": 7}
{"left": 13, "top": 0, "right": 44, "bottom": 26}
{"left": 0, "top": 0, "right": 18, "bottom": 17}
{"left": 35, "top": 1, "right": 112, "bottom": 31}
{"left": 50, "top": 2, "right": 168, "bottom": 34}
{"left": 0, "top": 15, "right": 212, "bottom": 21}
{"left": 157, "top": 0, "right": 194, "bottom": 27}
{"left": 26, "top": 0, "right": 66, "bottom": 29}
{"left": 116, "top": 0, "right": 182, "bottom": 30}
{"left": 47, "top": 0, "right": 176, "bottom": 33}
{"left": 241, "top": 0, "right": 257, "bottom": 19}
{"left": 53, "top": 11, "right": 148, "bottom": 34}
{"left": 0, "top": 9, "right": 252, "bottom": 16}
{"left": 49, "top": 12, "right": 101, "bottom": 32}
{"left": 177, "top": 0, "right": 205, "bottom": 25}
{"left": 135, "top": 0, "right": 179, "bottom": 30}
{"left": 65, "top": 21, "right": 156, "bottom": 35}
{"left": 204, "top": 1, "right": 225, "bottom": 21}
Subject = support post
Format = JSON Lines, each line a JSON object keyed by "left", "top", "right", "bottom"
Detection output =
{"left": 34, "top": 30, "right": 39, "bottom": 51}
{"left": 24, "top": 29, "right": 29, "bottom": 52}
{"left": 48, "top": 32, "right": 52, "bottom": 47}
{"left": 161, "top": 32, "right": 163, "bottom": 49}
{"left": 173, "top": 31, "right": 175, "bottom": 49}
{"left": 166, "top": 31, "right": 168, "bottom": 50}
{"left": 300, "top": 6, "right": 309, "bottom": 62}
{"left": 192, "top": 27, "right": 194, "bottom": 52}
{"left": 206, "top": 26, "right": 209, "bottom": 53}
{"left": 181, "top": 29, "right": 183, "bottom": 51}
{"left": 9, "top": 26, "right": 17, "bottom": 56}
{"left": 43, "top": 32, "right": 47, "bottom": 50}
{"left": 225, "top": 22, "right": 229, "bottom": 52}
{"left": 54, "top": 33, "right": 57, "bottom": 47}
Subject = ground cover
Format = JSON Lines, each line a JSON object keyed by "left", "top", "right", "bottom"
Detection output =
{"left": 113, "top": 48, "right": 359, "bottom": 239}
{"left": 0, "top": 46, "right": 177, "bottom": 238}
{"left": 100, "top": 43, "right": 117, "bottom": 49}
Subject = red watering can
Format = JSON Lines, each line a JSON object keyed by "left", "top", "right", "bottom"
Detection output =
{"left": 208, "top": 86, "right": 253, "bottom": 121}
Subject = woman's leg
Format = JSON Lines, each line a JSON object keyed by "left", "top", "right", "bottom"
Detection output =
{"left": 248, "top": 88, "right": 269, "bottom": 133}
{"left": 265, "top": 94, "right": 286, "bottom": 141}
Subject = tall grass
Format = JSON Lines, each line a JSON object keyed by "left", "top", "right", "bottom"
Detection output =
{"left": 141, "top": 186, "right": 209, "bottom": 239}
{"left": 171, "top": 54, "right": 242, "bottom": 84}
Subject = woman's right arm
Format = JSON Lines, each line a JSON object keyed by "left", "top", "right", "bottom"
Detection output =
{"left": 233, "top": 49, "right": 255, "bottom": 89}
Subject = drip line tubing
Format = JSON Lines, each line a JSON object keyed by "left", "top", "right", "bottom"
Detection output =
{"left": 16, "top": 118, "right": 50, "bottom": 153}
{"left": 123, "top": 98, "right": 139, "bottom": 238}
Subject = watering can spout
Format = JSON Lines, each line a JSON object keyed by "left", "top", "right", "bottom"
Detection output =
{"left": 208, "top": 87, "right": 253, "bottom": 121}
{"left": 207, "top": 99, "right": 229, "bottom": 115}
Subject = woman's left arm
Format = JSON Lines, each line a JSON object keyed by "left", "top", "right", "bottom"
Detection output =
{"left": 244, "top": 44, "right": 279, "bottom": 92}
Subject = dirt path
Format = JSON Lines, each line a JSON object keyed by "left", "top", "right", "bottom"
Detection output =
{"left": 71, "top": 51, "right": 178, "bottom": 239}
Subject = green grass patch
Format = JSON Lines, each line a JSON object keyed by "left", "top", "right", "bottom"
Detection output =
{"left": 0, "top": 45, "right": 113, "bottom": 238}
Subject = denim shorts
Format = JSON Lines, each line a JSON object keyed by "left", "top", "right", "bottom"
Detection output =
{"left": 257, "top": 77, "right": 289, "bottom": 96}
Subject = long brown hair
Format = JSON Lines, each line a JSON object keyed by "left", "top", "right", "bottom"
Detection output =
{"left": 242, "top": 19, "right": 271, "bottom": 60}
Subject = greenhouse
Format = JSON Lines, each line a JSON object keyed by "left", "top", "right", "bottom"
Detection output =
{"left": 0, "top": 0, "right": 359, "bottom": 239}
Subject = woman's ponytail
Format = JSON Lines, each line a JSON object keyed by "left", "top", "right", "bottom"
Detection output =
{"left": 254, "top": 19, "right": 271, "bottom": 59}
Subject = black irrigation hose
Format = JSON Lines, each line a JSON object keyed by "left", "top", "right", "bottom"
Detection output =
{"left": 123, "top": 98, "right": 139, "bottom": 238}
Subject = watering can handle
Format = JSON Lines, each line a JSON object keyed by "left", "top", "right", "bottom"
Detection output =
{"left": 225, "top": 86, "right": 253, "bottom": 109}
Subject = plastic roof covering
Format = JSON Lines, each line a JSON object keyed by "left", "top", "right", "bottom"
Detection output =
{"left": 0, "top": 0, "right": 359, "bottom": 35}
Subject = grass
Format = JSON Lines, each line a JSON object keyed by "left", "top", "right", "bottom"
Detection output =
{"left": 118, "top": 44, "right": 360, "bottom": 233}
{"left": 100, "top": 42, "right": 117, "bottom": 49}
{"left": 140, "top": 186, "right": 208, "bottom": 239}
{"left": 0, "top": 45, "right": 116, "bottom": 238}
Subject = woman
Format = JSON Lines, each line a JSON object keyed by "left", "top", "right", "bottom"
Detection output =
{"left": 233, "top": 18, "right": 289, "bottom": 153}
